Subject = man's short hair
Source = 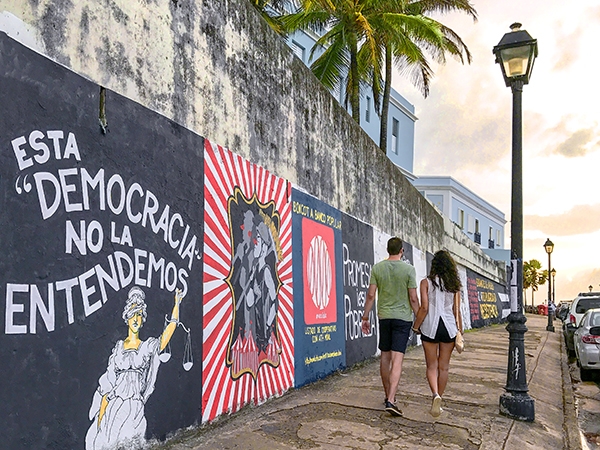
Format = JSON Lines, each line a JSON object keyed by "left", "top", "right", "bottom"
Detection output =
{"left": 387, "top": 237, "right": 403, "bottom": 255}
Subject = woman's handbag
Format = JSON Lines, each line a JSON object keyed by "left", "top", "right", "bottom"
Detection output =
{"left": 455, "top": 331, "right": 464, "bottom": 354}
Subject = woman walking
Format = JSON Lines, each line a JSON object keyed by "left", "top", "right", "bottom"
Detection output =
{"left": 412, "top": 250, "right": 463, "bottom": 417}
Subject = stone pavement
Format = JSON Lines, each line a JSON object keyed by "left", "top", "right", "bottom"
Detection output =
{"left": 151, "top": 314, "right": 581, "bottom": 450}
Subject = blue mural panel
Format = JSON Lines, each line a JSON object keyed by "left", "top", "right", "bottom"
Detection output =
{"left": 292, "top": 189, "right": 344, "bottom": 386}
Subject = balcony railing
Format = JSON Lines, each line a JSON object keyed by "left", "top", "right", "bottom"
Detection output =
{"left": 488, "top": 239, "right": 495, "bottom": 249}
{"left": 474, "top": 232, "right": 481, "bottom": 244}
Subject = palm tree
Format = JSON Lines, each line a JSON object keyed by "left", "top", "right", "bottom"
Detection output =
{"left": 375, "top": 0, "right": 477, "bottom": 152}
{"left": 281, "top": 0, "right": 371, "bottom": 123}
{"left": 250, "top": 0, "right": 297, "bottom": 34}
{"left": 523, "top": 260, "right": 548, "bottom": 307}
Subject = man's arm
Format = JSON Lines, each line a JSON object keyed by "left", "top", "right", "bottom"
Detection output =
{"left": 361, "top": 284, "right": 377, "bottom": 334}
{"left": 408, "top": 287, "right": 419, "bottom": 316}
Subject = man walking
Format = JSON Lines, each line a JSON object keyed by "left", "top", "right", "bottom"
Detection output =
{"left": 362, "top": 237, "right": 419, "bottom": 416}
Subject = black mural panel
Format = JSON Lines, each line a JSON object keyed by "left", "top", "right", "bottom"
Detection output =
{"left": 466, "top": 268, "right": 510, "bottom": 328}
{"left": 341, "top": 213, "right": 375, "bottom": 367}
{"left": 0, "top": 34, "right": 204, "bottom": 449}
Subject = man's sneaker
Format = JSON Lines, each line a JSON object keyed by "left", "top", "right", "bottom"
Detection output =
{"left": 430, "top": 394, "right": 442, "bottom": 417}
{"left": 385, "top": 400, "right": 403, "bottom": 416}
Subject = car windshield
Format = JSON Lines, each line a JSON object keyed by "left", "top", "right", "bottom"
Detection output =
{"left": 576, "top": 298, "right": 600, "bottom": 314}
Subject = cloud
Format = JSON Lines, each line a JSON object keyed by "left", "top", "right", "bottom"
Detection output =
{"left": 551, "top": 26, "right": 582, "bottom": 72}
{"left": 526, "top": 204, "right": 600, "bottom": 236}
{"left": 554, "top": 128, "right": 598, "bottom": 157}
{"left": 559, "top": 268, "right": 600, "bottom": 300}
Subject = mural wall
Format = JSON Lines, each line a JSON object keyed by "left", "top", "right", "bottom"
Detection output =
{"left": 202, "top": 140, "right": 294, "bottom": 421}
{"left": 0, "top": 27, "right": 510, "bottom": 449}
{"left": 0, "top": 34, "right": 204, "bottom": 449}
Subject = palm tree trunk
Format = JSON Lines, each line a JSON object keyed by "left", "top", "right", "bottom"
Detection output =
{"left": 379, "top": 45, "right": 392, "bottom": 153}
{"left": 349, "top": 41, "right": 360, "bottom": 124}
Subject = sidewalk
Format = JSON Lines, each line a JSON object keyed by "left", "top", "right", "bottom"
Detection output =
{"left": 152, "top": 314, "right": 580, "bottom": 450}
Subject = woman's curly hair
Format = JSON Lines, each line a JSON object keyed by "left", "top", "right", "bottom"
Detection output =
{"left": 428, "top": 250, "right": 461, "bottom": 293}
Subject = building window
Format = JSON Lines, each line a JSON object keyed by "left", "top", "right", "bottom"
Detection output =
{"left": 392, "top": 118, "right": 399, "bottom": 154}
{"left": 467, "top": 215, "right": 474, "bottom": 233}
{"left": 291, "top": 40, "right": 305, "bottom": 62}
{"left": 496, "top": 229, "right": 502, "bottom": 247}
{"left": 365, "top": 97, "right": 371, "bottom": 122}
{"left": 474, "top": 219, "right": 481, "bottom": 244}
{"left": 458, "top": 209, "right": 465, "bottom": 229}
{"left": 489, "top": 226, "right": 493, "bottom": 240}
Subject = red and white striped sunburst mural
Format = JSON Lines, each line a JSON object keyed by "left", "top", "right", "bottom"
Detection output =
{"left": 202, "top": 139, "right": 294, "bottom": 422}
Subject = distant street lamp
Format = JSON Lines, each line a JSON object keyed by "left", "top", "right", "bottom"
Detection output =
{"left": 551, "top": 268, "right": 556, "bottom": 304}
{"left": 544, "top": 238, "right": 555, "bottom": 332}
{"left": 494, "top": 23, "right": 538, "bottom": 423}
{"left": 590, "top": 285, "right": 594, "bottom": 292}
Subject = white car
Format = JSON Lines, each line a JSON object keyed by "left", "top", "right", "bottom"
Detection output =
{"left": 563, "top": 293, "right": 600, "bottom": 355}
{"left": 574, "top": 308, "right": 600, "bottom": 381}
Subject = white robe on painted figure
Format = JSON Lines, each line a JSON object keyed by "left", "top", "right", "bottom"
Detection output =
{"left": 86, "top": 337, "right": 161, "bottom": 450}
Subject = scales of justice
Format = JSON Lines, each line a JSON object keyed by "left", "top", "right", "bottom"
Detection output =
{"left": 160, "top": 289, "right": 193, "bottom": 371}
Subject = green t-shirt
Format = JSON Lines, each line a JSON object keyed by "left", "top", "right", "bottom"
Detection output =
{"left": 369, "top": 259, "right": 417, "bottom": 321}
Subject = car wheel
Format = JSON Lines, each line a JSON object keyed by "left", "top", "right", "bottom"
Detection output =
{"left": 580, "top": 367, "right": 593, "bottom": 382}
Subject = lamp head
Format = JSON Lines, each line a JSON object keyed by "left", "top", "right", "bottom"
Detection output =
{"left": 543, "top": 238, "right": 554, "bottom": 254}
{"left": 493, "top": 23, "right": 538, "bottom": 87}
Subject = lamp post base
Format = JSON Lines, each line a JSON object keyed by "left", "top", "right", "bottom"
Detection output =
{"left": 499, "top": 392, "right": 535, "bottom": 422}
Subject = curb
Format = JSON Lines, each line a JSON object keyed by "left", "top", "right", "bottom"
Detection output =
{"left": 561, "top": 331, "right": 583, "bottom": 450}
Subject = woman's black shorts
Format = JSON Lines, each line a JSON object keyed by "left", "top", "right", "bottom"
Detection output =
{"left": 421, "top": 318, "right": 456, "bottom": 344}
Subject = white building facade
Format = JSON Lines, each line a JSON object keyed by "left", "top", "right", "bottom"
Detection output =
{"left": 411, "top": 176, "right": 509, "bottom": 263}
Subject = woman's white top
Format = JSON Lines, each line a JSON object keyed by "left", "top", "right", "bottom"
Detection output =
{"left": 420, "top": 277, "right": 458, "bottom": 340}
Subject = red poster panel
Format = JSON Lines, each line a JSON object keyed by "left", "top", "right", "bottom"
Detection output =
{"left": 202, "top": 139, "right": 294, "bottom": 423}
{"left": 302, "top": 218, "right": 337, "bottom": 325}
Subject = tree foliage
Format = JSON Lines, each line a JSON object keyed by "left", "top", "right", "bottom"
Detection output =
{"left": 251, "top": 0, "right": 476, "bottom": 155}
{"left": 523, "top": 259, "right": 548, "bottom": 306}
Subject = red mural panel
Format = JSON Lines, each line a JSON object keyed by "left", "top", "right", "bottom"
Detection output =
{"left": 302, "top": 218, "right": 337, "bottom": 325}
{"left": 202, "top": 140, "right": 294, "bottom": 422}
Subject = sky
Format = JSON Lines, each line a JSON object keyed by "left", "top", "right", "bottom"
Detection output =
{"left": 391, "top": 0, "right": 600, "bottom": 304}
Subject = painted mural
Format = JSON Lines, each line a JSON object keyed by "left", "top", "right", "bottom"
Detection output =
{"left": 202, "top": 140, "right": 294, "bottom": 422}
{"left": 0, "top": 34, "right": 204, "bottom": 449}
{"left": 292, "top": 189, "right": 344, "bottom": 386}
{"left": 466, "top": 268, "right": 510, "bottom": 328}
{"left": 86, "top": 287, "right": 193, "bottom": 450}
{"left": 341, "top": 213, "right": 375, "bottom": 367}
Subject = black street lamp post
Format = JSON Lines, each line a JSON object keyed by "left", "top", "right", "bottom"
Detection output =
{"left": 494, "top": 23, "right": 538, "bottom": 423}
{"left": 551, "top": 268, "right": 556, "bottom": 305}
{"left": 544, "top": 238, "right": 555, "bottom": 332}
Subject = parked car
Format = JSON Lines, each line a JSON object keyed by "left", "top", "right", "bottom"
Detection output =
{"left": 556, "top": 301, "right": 572, "bottom": 321}
{"left": 563, "top": 292, "right": 600, "bottom": 355}
{"left": 573, "top": 308, "right": 600, "bottom": 381}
